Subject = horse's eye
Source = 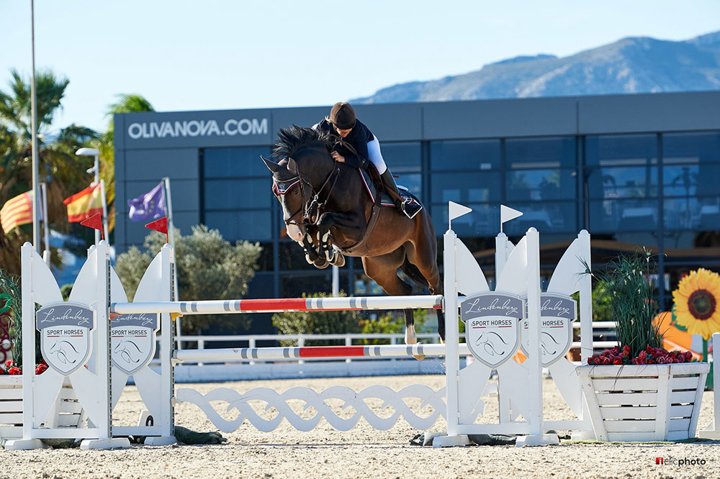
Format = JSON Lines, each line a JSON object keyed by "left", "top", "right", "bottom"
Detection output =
{"left": 293, "top": 189, "right": 299, "bottom": 196}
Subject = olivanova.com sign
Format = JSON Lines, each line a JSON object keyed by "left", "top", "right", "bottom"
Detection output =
{"left": 127, "top": 117, "right": 268, "bottom": 139}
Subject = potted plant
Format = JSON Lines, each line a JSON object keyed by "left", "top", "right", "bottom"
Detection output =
{"left": 576, "top": 251, "right": 710, "bottom": 442}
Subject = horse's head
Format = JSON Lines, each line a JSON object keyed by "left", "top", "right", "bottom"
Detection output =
{"left": 262, "top": 155, "right": 309, "bottom": 242}
{"left": 262, "top": 126, "right": 335, "bottom": 243}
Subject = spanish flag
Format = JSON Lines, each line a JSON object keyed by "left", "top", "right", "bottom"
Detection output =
{"left": 63, "top": 183, "right": 103, "bottom": 223}
{"left": 0, "top": 190, "right": 34, "bottom": 234}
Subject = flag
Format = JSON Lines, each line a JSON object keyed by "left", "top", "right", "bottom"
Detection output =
{"left": 63, "top": 183, "right": 103, "bottom": 223}
{"left": 448, "top": 201, "right": 472, "bottom": 221}
{"left": 145, "top": 217, "right": 169, "bottom": 243}
{"left": 81, "top": 213, "right": 104, "bottom": 240}
{"left": 501, "top": 205, "right": 523, "bottom": 224}
{"left": 128, "top": 182, "right": 165, "bottom": 222}
{"left": 0, "top": 190, "right": 34, "bottom": 234}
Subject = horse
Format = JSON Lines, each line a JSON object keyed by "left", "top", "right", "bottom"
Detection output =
{"left": 261, "top": 126, "right": 445, "bottom": 356}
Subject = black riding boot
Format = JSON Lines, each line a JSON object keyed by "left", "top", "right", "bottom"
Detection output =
{"left": 380, "top": 170, "right": 422, "bottom": 219}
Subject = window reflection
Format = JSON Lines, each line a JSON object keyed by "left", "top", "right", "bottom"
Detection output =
{"left": 431, "top": 172, "right": 501, "bottom": 203}
{"left": 204, "top": 147, "right": 271, "bottom": 178}
{"left": 430, "top": 140, "right": 501, "bottom": 171}
{"left": 589, "top": 199, "right": 658, "bottom": 232}
{"left": 506, "top": 169, "right": 575, "bottom": 201}
{"left": 506, "top": 137, "right": 576, "bottom": 168}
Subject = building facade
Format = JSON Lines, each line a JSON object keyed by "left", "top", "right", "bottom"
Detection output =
{"left": 115, "top": 92, "right": 720, "bottom": 332}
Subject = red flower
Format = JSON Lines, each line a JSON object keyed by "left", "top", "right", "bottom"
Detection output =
{"left": 657, "top": 357, "right": 666, "bottom": 364}
{"left": 35, "top": 363, "right": 48, "bottom": 375}
{"left": 5, "top": 360, "right": 13, "bottom": 368}
{"left": 613, "top": 358, "right": 622, "bottom": 365}
{"left": 8, "top": 367, "right": 21, "bottom": 375}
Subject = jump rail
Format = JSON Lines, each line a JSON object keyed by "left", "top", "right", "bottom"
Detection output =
{"left": 110, "top": 295, "right": 443, "bottom": 315}
{"left": 175, "top": 343, "right": 470, "bottom": 362}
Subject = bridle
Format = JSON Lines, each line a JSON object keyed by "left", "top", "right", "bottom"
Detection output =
{"left": 273, "top": 162, "right": 341, "bottom": 227}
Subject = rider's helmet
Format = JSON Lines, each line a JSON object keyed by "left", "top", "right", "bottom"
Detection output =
{"left": 329, "top": 102, "right": 356, "bottom": 130}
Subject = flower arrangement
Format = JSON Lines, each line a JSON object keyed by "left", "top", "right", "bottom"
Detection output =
{"left": 585, "top": 250, "right": 677, "bottom": 365}
{"left": 0, "top": 359, "right": 48, "bottom": 375}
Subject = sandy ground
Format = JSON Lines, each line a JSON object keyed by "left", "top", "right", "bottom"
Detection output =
{"left": 1, "top": 374, "right": 718, "bottom": 479}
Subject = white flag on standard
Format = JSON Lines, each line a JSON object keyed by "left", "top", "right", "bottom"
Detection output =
{"left": 449, "top": 201, "right": 472, "bottom": 221}
{"left": 501, "top": 205, "right": 523, "bottom": 224}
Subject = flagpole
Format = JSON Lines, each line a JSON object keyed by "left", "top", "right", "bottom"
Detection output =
{"left": 100, "top": 179, "right": 109, "bottom": 244}
{"left": 30, "top": 0, "right": 40, "bottom": 253}
{"left": 41, "top": 182, "right": 50, "bottom": 263}
{"left": 162, "top": 177, "right": 181, "bottom": 347}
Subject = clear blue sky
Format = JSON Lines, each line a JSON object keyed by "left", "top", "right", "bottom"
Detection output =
{"left": 2, "top": 0, "right": 719, "bottom": 134}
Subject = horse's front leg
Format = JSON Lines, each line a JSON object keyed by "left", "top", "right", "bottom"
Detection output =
{"left": 316, "top": 212, "right": 364, "bottom": 267}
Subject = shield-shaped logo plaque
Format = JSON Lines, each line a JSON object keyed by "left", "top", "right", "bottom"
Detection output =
{"left": 36, "top": 302, "right": 95, "bottom": 376}
{"left": 521, "top": 293, "right": 576, "bottom": 366}
{"left": 111, "top": 313, "right": 159, "bottom": 376}
{"left": 461, "top": 292, "right": 524, "bottom": 369}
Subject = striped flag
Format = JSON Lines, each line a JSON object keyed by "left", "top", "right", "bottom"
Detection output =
{"left": 63, "top": 183, "right": 103, "bottom": 223}
{"left": 0, "top": 190, "right": 34, "bottom": 234}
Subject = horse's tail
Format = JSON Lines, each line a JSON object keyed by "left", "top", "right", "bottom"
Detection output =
{"left": 400, "top": 258, "right": 429, "bottom": 292}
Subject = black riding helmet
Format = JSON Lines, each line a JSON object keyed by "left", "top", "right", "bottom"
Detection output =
{"left": 329, "top": 102, "right": 356, "bottom": 130}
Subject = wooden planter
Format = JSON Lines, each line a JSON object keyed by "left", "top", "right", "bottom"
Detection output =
{"left": 0, "top": 376, "right": 84, "bottom": 441}
{"left": 577, "top": 363, "right": 710, "bottom": 442}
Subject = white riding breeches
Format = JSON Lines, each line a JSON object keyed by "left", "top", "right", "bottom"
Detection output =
{"left": 367, "top": 137, "right": 387, "bottom": 175}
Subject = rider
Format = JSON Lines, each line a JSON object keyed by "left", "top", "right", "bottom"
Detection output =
{"left": 313, "top": 102, "right": 422, "bottom": 219}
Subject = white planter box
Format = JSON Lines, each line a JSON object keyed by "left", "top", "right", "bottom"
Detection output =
{"left": 0, "top": 376, "right": 84, "bottom": 440}
{"left": 577, "top": 363, "right": 710, "bottom": 442}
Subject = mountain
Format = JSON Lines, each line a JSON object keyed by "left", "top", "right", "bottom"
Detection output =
{"left": 352, "top": 31, "right": 720, "bottom": 103}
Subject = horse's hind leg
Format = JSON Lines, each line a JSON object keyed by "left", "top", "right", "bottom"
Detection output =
{"left": 362, "top": 253, "right": 425, "bottom": 361}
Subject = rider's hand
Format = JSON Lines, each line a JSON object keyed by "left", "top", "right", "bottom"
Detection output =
{"left": 331, "top": 151, "right": 345, "bottom": 163}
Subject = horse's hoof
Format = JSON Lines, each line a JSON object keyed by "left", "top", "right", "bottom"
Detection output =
{"left": 313, "top": 258, "right": 330, "bottom": 269}
{"left": 332, "top": 254, "right": 345, "bottom": 267}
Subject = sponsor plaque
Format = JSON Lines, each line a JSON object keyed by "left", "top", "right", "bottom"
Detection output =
{"left": 111, "top": 313, "right": 159, "bottom": 375}
{"left": 520, "top": 293, "right": 576, "bottom": 366}
{"left": 36, "top": 302, "right": 95, "bottom": 375}
{"left": 461, "top": 292, "right": 524, "bottom": 368}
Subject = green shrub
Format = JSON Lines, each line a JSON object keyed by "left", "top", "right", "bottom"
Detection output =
{"left": 115, "top": 225, "right": 261, "bottom": 335}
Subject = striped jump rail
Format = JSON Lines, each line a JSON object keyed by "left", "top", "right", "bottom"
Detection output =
{"left": 175, "top": 343, "right": 470, "bottom": 362}
{"left": 110, "top": 295, "right": 444, "bottom": 315}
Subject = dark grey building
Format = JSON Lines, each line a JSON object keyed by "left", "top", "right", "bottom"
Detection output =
{"left": 114, "top": 91, "right": 720, "bottom": 331}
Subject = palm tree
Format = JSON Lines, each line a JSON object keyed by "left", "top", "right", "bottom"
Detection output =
{"left": 95, "top": 94, "right": 155, "bottom": 233}
{"left": 0, "top": 69, "right": 97, "bottom": 274}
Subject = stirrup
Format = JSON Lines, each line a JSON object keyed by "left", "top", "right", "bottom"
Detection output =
{"left": 401, "top": 200, "right": 422, "bottom": 219}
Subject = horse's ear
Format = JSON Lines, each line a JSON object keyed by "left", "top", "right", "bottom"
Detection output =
{"left": 261, "top": 155, "right": 281, "bottom": 174}
{"left": 286, "top": 157, "right": 298, "bottom": 175}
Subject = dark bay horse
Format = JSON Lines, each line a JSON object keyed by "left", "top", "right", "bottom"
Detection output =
{"left": 261, "top": 126, "right": 445, "bottom": 354}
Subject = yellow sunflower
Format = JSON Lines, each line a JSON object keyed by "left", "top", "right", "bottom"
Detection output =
{"left": 672, "top": 268, "right": 720, "bottom": 340}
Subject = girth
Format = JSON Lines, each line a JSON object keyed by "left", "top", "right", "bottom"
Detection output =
{"left": 338, "top": 202, "right": 383, "bottom": 256}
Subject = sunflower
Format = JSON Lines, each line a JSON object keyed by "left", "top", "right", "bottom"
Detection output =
{"left": 672, "top": 268, "right": 720, "bottom": 340}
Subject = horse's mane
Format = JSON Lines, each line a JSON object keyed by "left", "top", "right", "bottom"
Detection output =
{"left": 271, "top": 125, "right": 332, "bottom": 160}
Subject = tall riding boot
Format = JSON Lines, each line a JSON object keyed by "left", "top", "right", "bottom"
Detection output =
{"left": 380, "top": 170, "right": 422, "bottom": 219}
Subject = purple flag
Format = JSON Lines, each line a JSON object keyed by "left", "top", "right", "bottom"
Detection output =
{"left": 128, "top": 182, "right": 166, "bottom": 222}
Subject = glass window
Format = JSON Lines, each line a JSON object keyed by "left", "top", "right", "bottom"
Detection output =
{"left": 589, "top": 199, "right": 659, "bottom": 232}
{"left": 663, "top": 132, "right": 720, "bottom": 165}
{"left": 506, "top": 137, "right": 576, "bottom": 168}
{"left": 586, "top": 166, "right": 658, "bottom": 199}
{"left": 664, "top": 197, "right": 720, "bottom": 231}
{"left": 506, "top": 169, "right": 576, "bottom": 201}
{"left": 503, "top": 202, "right": 576, "bottom": 234}
{"left": 431, "top": 172, "right": 501, "bottom": 203}
{"left": 430, "top": 140, "right": 500, "bottom": 171}
{"left": 204, "top": 178, "right": 272, "bottom": 209}
{"left": 205, "top": 211, "right": 272, "bottom": 241}
{"left": 381, "top": 142, "right": 421, "bottom": 172}
{"left": 663, "top": 163, "right": 720, "bottom": 197}
{"left": 395, "top": 173, "right": 421, "bottom": 196}
{"left": 585, "top": 135, "right": 658, "bottom": 167}
{"left": 204, "top": 147, "right": 272, "bottom": 178}
{"left": 281, "top": 273, "right": 331, "bottom": 297}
